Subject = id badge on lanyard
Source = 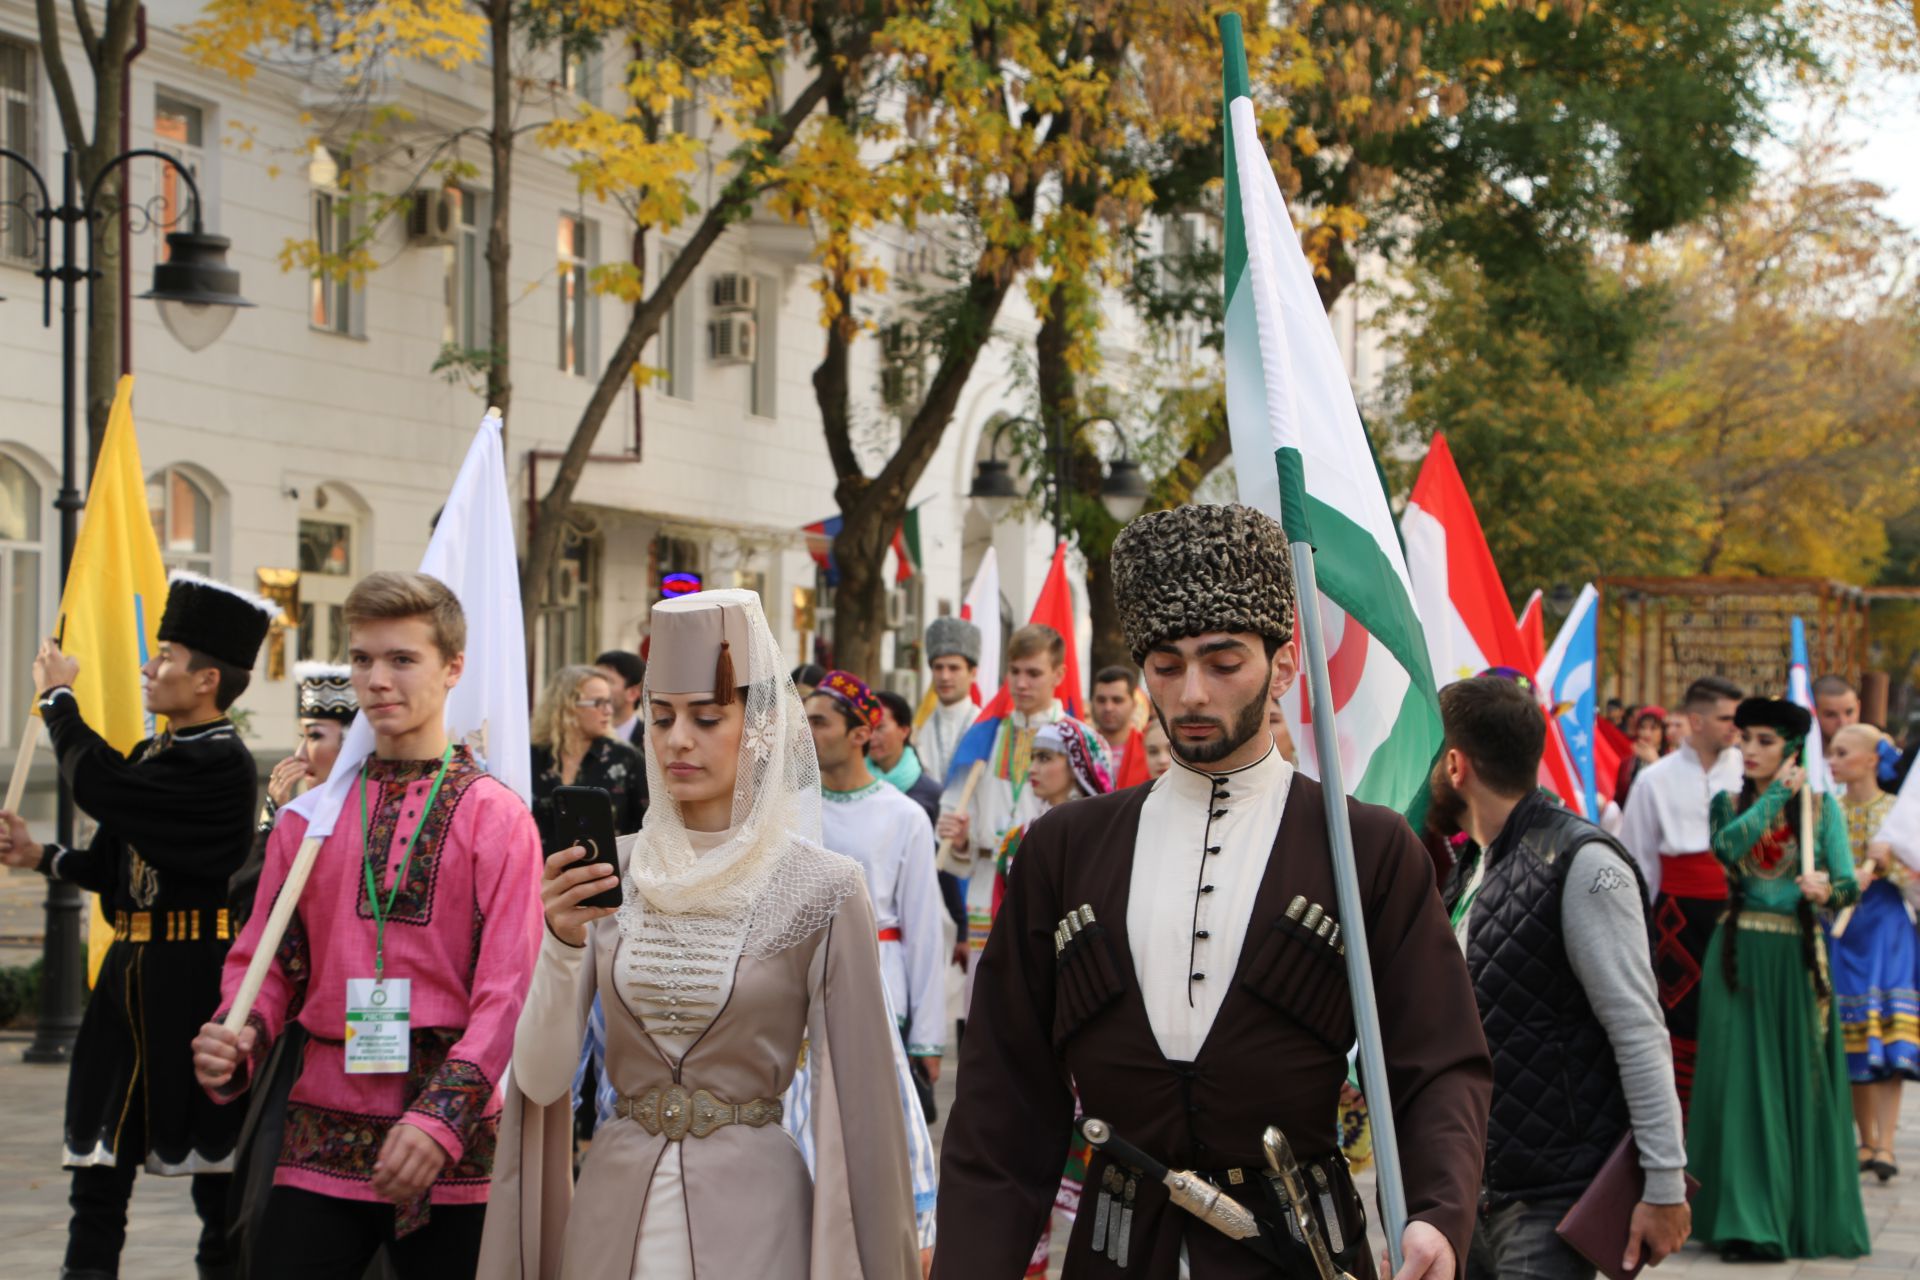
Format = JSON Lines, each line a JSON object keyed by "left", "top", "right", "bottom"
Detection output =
{"left": 351, "top": 745, "right": 453, "bottom": 1075}
{"left": 345, "top": 978, "right": 411, "bottom": 1074}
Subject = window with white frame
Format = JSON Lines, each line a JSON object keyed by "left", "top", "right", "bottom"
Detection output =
{"left": 560, "top": 47, "right": 599, "bottom": 103}
{"left": 444, "top": 187, "right": 489, "bottom": 351}
{"left": 749, "top": 272, "right": 778, "bottom": 417}
{"left": 154, "top": 91, "right": 210, "bottom": 261}
{"left": 297, "top": 485, "right": 362, "bottom": 664}
{"left": 0, "top": 38, "right": 38, "bottom": 265}
{"left": 658, "top": 246, "right": 693, "bottom": 399}
{"left": 309, "top": 146, "right": 355, "bottom": 334}
{"left": 558, "top": 214, "right": 596, "bottom": 375}
{"left": 147, "top": 466, "right": 215, "bottom": 576}
{"left": 0, "top": 453, "right": 46, "bottom": 746}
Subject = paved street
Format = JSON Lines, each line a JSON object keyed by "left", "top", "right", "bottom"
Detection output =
{"left": 0, "top": 1016, "right": 1914, "bottom": 1278}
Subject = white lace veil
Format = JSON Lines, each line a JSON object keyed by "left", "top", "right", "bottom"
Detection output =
{"left": 616, "top": 589, "right": 852, "bottom": 979}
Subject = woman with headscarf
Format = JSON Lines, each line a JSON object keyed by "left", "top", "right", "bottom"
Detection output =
{"left": 480, "top": 590, "right": 915, "bottom": 1279}
{"left": 1615, "top": 704, "right": 1669, "bottom": 809}
{"left": 1687, "top": 697, "right": 1868, "bottom": 1262}
{"left": 528, "top": 664, "right": 646, "bottom": 844}
{"left": 1826, "top": 722, "right": 1917, "bottom": 1181}
{"left": 976, "top": 714, "right": 1111, "bottom": 1277}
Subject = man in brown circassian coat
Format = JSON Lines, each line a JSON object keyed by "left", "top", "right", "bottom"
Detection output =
{"left": 934, "top": 503, "right": 1491, "bottom": 1280}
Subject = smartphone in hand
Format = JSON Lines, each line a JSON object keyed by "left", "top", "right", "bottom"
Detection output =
{"left": 550, "top": 785, "right": 623, "bottom": 910}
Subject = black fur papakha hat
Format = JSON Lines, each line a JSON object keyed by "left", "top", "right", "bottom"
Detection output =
{"left": 1111, "top": 504, "right": 1295, "bottom": 664}
{"left": 1734, "top": 696, "right": 1811, "bottom": 743}
{"left": 157, "top": 570, "right": 278, "bottom": 670}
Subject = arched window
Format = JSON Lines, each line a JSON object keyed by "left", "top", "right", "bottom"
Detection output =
{"left": 147, "top": 466, "right": 215, "bottom": 575}
{"left": 1, "top": 453, "right": 49, "bottom": 746}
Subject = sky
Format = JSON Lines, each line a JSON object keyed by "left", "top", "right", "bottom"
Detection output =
{"left": 1769, "top": 68, "right": 1920, "bottom": 234}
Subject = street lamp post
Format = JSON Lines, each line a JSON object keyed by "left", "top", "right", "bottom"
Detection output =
{"left": 0, "top": 146, "right": 251, "bottom": 1063}
{"left": 968, "top": 413, "right": 1149, "bottom": 538}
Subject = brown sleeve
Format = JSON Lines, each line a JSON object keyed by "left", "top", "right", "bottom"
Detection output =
{"left": 931, "top": 809, "right": 1076, "bottom": 1279}
{"left": 807, "top": 872, "right": 921, "bottom": 1279}
{"left": 1359, "top": 801, "right": 1492, "bottom": 1271}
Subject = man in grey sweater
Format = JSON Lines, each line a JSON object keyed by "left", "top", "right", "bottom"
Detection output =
{"left": 1438, "top": 677, "right": 1690, "bottom": 1280}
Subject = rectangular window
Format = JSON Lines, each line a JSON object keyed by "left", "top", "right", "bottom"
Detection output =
{"left": 560, "top": 49, "right": 599, "bottom": 103}
{"left": 558, "top": 214, "right": 595, "bottom": 375}
{"left": 154, "top": 91, "right": 209, "bottom": 260}
{"left": 445, "top": 187, "right": 489, "bottom": 351}
{"left": 659, "top": 246, "right": 693, "bottom": 400}
{"left": 749, "top": 273, "right": 777, "bottom": 418}
{"left": 0, "top": 39, "right": 38, "bottom": 264}
{"left": 309, "top": 146, "right": 355, "bottom": 334}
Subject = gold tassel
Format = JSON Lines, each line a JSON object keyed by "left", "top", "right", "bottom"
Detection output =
{"left": 714, "top": 640, "right": 735, "bottom": 704}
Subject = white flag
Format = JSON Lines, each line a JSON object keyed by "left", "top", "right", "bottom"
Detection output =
{"left": 962, "top": 546, "right": 1001, "bottom": 708}
{"left": 288, "top": 412, "right": 531, "bottom": 835}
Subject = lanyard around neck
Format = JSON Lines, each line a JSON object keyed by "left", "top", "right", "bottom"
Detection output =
{"left": 360, "top": 745, "right": 454, "bottom": 980}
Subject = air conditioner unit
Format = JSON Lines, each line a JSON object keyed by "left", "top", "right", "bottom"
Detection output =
{"left": 707, "top": 315, "right": 756, "bottom": 364}
{"left": 880, "top": 362, "right": 922, "bottom": 410}
{"left": 710, "top": 272, "right": 758, "bottom": 312}
{"left": 879, "top": 321, "right": 916, "bottom": 360}
{"left": 883, "top": 669, "right": 918, "bottom": 699}
{"left": 407, "top": 188, "right": 459, "bottom": 247}
{"left": 552, "top": 559, "right": 582, "bottom": 606}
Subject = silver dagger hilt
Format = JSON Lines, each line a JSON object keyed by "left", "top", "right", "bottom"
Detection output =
{"left": 1081, "top": 1117, "right": 1261, "bottom": 1241}
{"left": 1263, "top": 1126, "right": 1356, "bottom": 1280}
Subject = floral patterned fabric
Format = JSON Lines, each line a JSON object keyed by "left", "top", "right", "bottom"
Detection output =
{"left": 530, "top": 735, "right": 647, "bottom": 844}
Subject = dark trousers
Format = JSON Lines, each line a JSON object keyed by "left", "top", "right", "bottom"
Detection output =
{"left": 255, "top": 1187, "right": 483, "bottom": 1280}
{"left": 66, "top": 1161, "right": 231, "bottom": 1273}
{"left": 1467, "top": 1197, "right": 1593, "bottom": 1280}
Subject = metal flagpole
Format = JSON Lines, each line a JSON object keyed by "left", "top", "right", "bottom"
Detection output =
{"left": 1290, "top": 544, "right": 1409, "bottom": 1273}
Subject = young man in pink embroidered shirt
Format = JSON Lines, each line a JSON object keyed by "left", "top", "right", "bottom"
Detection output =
{"left": 192, "top": 571, "right": 542, "bottom": 1278}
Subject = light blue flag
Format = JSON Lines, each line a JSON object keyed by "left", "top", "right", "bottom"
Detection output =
{"left": 1538, "top": 584, "right": 1600, "bottom": 822}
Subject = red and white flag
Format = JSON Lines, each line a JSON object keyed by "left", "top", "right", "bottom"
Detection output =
{"left": 1402, "top": 434, "right": 1532, "bottom": 685}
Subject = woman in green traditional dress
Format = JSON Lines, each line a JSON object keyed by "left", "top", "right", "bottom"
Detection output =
{"left": 1688, "top": 698, "right": 1870, "bottom": 1262}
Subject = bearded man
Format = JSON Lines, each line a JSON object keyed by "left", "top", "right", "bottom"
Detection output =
{"left": 933, "top": 504, "right": 1491, "bottom": 1280}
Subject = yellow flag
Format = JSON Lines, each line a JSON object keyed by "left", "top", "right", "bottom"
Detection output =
{"left": 48, "top": 376, "right": 169, "bottom": 983}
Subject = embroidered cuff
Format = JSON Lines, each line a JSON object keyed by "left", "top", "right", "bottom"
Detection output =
{"left": 37, "top": 687, "right": 75, "bottom": 711}
{"left": 404, "top": 1057, "right": 493, "bottom": 1164}
{"left": 38, "top": 843, "right": 65, "bottom": 879}
{"left": 907, "top": 1043, "right": 944, "bottom": 1058}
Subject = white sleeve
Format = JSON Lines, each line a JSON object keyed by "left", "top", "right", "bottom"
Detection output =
{"left": 898, "top": 810, "right": 948, "bottom": 1056}
{"left": 1617, "top": 783, "right": 1663, "bottom": 901}
{"left": 511, "top": 927, "right": 594, "bottom": 1106}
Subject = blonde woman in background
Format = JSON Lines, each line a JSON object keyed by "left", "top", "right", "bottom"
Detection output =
{"left": 1827, "top": 722, "right": 1917, "bottom": 1181}
{"left": 529, "top": 664, "right": 647, "bottom": 845}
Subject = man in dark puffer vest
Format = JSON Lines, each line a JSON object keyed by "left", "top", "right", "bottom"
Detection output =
{"left": 1438, "top": 677, "right": 1691, "bottom": 1280}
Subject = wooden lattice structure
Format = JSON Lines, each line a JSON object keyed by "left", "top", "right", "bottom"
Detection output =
{"left": 1597, "top": 577, "right": 1868, "bottom": 711}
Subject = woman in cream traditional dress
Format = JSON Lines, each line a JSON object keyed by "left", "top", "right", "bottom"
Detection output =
{"left": 480, "top": 589, "right": 916, "bottom": 1279}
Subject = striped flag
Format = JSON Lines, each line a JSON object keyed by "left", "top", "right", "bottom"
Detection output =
{"left": 1222, "top": 39, "right": 1440, "bottom": 811}
{"left": 1787, "top": 617, "right": 1831, "bottom": 794}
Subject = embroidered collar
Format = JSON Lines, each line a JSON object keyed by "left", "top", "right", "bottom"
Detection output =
{"left": 1160, "top": 742, "right": 1286, "bottom": 809}
{"left": 169, "top": 716, "right": 234, "bottom": 742}
{"left": 366, "top": 748, "right": 474, "bottom": 784}
{"left": 823, "top": 779, "right": 887, "bottom": 804}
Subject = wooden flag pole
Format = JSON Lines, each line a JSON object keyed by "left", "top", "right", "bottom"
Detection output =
{"left": 935, "top": 760, "right": 986, "bottom": 877}
{"left": 1800, "top": 741, "right": 1817, "bottom": 880}
{"left": 222, "top": 835, "right": 322, "bottom": 1031}
{"left": 4, "top": 716, "right": 39, "bottom": 815}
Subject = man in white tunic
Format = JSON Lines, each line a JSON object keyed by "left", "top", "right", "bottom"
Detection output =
{"left": 935, "top": 625, "right": 1068, "bottom": 1013}
{"left": 1616, "top": 673, "right": 1744, "bottom": 1114}
{"left": 935, "top": 504, "right": 1491, "bottom": 1280}
{"left": 917, "top": 617, "right": 982, "bottom": 789}
{"left": 806, "top": 671, "right": 949, "bottom": 1076}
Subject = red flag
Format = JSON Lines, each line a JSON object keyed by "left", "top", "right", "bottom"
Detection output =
{"left": 974, "top": 541, "right": 1084, "bottom": 723}
{"left": 1516, "top": 590, "right": 1545, "bottom": 674}
{"left": 1594, "top": 719, "right": 1631, "bottom": 806}
{"left": 1114, "top": 726, "right": 1151, "bottom": 789}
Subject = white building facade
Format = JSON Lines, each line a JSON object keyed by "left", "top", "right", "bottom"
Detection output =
{"left": 0, "top": 1, "right": 1387, "bottom": 770}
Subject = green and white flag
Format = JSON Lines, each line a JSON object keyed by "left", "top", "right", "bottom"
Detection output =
{"left": 1221, "top": 15, "right": 1440, "bottom": 812}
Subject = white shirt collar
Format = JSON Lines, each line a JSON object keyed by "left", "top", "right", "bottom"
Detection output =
{"left": 1159, "top": 742, "right": 1288, "bottom": 809}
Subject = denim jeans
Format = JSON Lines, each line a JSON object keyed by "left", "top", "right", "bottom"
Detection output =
{"left": 1467, "top": 1196, "right": 1595, "bottom": 1280}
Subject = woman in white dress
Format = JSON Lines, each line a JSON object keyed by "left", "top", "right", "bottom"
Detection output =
{"left": 480, "top": 589, "right": 915, "bottom": 1279}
